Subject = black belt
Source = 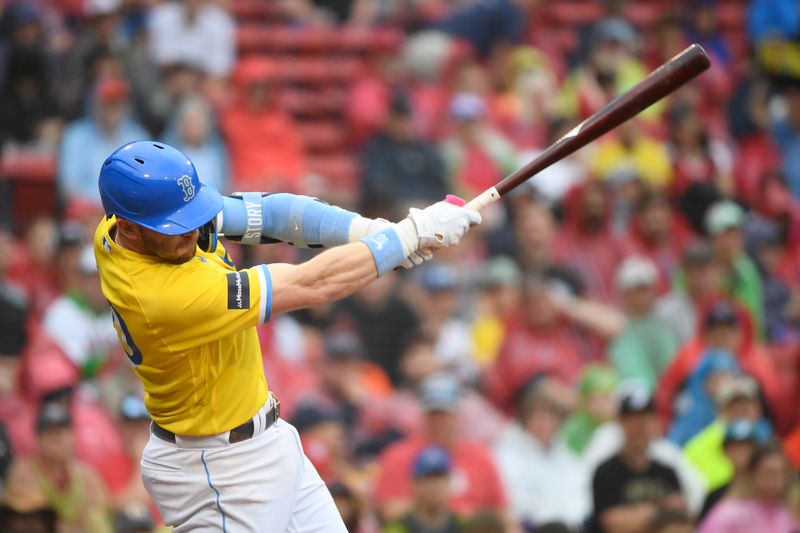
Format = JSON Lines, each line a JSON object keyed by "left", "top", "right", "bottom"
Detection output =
{"left": 151, "top": 397, "right": 280, "bottom": 444}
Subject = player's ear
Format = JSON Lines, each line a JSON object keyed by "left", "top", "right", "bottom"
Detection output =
{"left": 116, "top": 218, "right": 142, "bottom": 243}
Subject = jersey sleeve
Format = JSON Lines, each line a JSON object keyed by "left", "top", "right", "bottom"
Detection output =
{"left": 143, "top": 259, "right": 272, "bottom": 352}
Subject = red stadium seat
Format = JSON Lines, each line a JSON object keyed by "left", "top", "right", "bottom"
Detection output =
{"left": 297, "top": 121, "right": 348, "bottom": 153}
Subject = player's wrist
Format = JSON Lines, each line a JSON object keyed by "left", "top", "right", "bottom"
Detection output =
{"left": 360, "top": 221, "right": 419, "bottom": 276}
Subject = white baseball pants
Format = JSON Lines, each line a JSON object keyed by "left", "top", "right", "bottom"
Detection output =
{"left": 140, "top": 402, "right": 347, "bottom": 532}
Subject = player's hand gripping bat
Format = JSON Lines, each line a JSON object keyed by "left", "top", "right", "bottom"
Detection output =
{"left": 457, "top": 44, "right": 711, "bottom": 213}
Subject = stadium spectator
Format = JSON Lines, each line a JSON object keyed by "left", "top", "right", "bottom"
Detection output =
{"left": 147, "top": 0, "right": 235, "bottom": 78}
{"left": 0, "top": 341, "right": 35, "bottom": 457}
{"left": 291, "top": 403, "right": 350, "bottom": 485}
{"left": 684, "top": 376, "right": 773, "bottom": 491}
{"left": 471, "top": 256, "right": 521, "bottom": 370}
{"left": 705, "top": 201, "right": 765, "bottom": 337}
{"left": 372, "top": 374, "right": 506, "bottom": 521}
{"left": 748, "top": 0, "right": 800, "bottom": 44}
{"left": 697, "top": 419, "right": 761, "bottom": 522}
{"left": 484, "top": 273, "right": 593, "bottom": 411}
{"left": 382, "top": 446, "right": 466, "bottom": 533}
{"left": 3, "top": 402, "right": 113, "bottom": 532}
{"left": 562, "top": 364, "right": 618, "bottom": 454}
{"left": 0, "top": 4, "right": 61, "bottom": 153}
{"left": 771, "top": 82, "right": 800, "bottom": 200}
{"left": 608, "top": 256, "right": 680, "bottom": 391}
{"left": 667, "top": 350, "right": 741, "bottom": 446}
{"left": 161, "top": 95, "right": 230, "bottom": 193}
{"left": 42, "top": 245, "right": 118, "bottom": 382}
{"left": 0, "top": 225, "right": 28, "bottom": 357}
{"left": 493, "top": 375, "right": 589, "bottom": 529}
{"left": 668, "top": 103, "right": 734, "bottom": 198}
{"left": 221, "top": 57, "right": 308, "bottom": 193}
{"left": 328, "top": 481, "right": 376, "bottom": 533}
{"left": 440, "top": 92, "right": 517, "bottom": 198}
{"left": 7, "top": 216, "right": 61, "bottom": 318}
{"left": 588, "top": 388, "right": 688, "bottom": 533}
{"left": 698, "top": 444, "right": 800, "bottom": 533}
{"left": 686, "top": 0, "right": 731, "bottom": 68}
{"left": 58, "top": 76, "right": 148, "bottom": 205}
{"left": 551, "top": 181, "right": 634, "bottom": 301}
{"left": 360, "top": 91, "right": 448, "bottom": 218}
{"left": 654, "top": 241, "right": 719, "bottom": 345}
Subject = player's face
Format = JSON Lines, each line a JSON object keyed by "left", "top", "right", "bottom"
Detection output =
{"left": 139, "top": 226, "right": 199, "bottom": 264}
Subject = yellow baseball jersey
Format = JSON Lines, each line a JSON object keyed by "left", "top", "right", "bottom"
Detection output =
{"left": 94, "top": 216, "right": 271, "bottom": 436}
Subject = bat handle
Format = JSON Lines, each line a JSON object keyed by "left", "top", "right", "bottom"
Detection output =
{"left": 465, "top": 187, "right": 501, "bottom": 212}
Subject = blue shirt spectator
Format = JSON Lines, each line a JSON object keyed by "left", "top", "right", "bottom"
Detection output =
{"left": 437, "top": 0, "right": 528, "bottom": 58}
{"left": 748, "top": 0, "right": 800, "bottom": 44}
{"left": 58, "top": 77, "right": 148, "bottom": 205}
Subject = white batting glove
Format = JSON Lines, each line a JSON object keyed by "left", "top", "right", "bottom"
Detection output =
{"left": 399, "top": 199, "right": 482, "bottom": 252}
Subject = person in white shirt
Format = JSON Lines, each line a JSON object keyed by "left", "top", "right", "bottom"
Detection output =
{"left": 493, "top": 375, "right": 590, "bottom": 529}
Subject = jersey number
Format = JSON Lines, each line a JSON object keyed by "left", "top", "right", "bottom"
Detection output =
{"left": 110, "top": 304, "right": 143, "bottom": 366}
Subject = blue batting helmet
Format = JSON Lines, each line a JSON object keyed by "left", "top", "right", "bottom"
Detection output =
{"left": 98, "top": 141, "right": 223, "bottom": 235}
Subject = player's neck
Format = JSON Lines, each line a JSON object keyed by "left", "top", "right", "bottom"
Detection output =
{"left": 113, "top": 225, "right": 148, "bottom": 256}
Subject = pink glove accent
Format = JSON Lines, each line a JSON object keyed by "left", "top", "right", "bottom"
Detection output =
{"left": 445, "top": 194, "right": 466, "bottom": 206}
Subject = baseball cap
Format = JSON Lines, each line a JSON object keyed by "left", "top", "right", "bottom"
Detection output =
{"left": 450, "top": 92, "right": 486, "bottom": 121}
{"left": 704, "top": 301, "right": 739, "bottom": 329}
{"left": 705, "top": 200, "right": 745, "bottom": 236}
{"left": 478, "top": 256, "right": 522, "bottom": 288}
{"left": 36, "top": 402, "right": 72, "bottom": 433}
{"left": 77, "top": 245, "right": 98, "bottom": 275}
{"left": 591, "top": 17, "right": 638, "bottom": 47}
{"left": 617, "top": 385, "right": 655, "bottom": 415}
{"left": 723, "top": 419, "right": 759, "bottom": 446}
{"left": 419, "top": 263, "right": 459, "bottom": 293}
{"left": 615, "top": 256, "right": 658, "bottom": 291}
{"left": 682, "top": 240, "right": 714, "bottom": 267}
{"left": 95, "top": 77, "right": 130, "bottom": 104}
{"left": 324, "top": 329, "right": 364, "bottom": 360}
{"left": 413, "top": 446, "right": 452, "bottom": 478}
{"left": 716, "top": 376, "right": 759, "bottom": 406}
{"left": 290, "top": 404, "right": 342, "bottom": 434}
{"left": 419, "top": 373, "right": 461, "bottom": 412}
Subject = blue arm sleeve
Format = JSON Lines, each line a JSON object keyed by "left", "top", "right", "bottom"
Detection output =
{"left": 220, "top": 193, "right": 358, "bottom": 248}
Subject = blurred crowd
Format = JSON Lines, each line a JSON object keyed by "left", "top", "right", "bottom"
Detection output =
{"left": 5, "top": 0, "right": 800, "bottom": 532}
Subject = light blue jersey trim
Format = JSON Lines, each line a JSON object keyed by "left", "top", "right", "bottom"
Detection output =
{"left": 201, "top": 450, "right": 228, "bottom": 533}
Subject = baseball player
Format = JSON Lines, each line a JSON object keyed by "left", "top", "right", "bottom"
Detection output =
{"left": 93, "top": 140, "right": 480, "bottom": 532}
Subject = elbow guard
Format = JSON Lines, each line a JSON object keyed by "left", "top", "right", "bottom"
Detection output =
{"left": 219, "top": 193, "right": 358, "bottom": 248}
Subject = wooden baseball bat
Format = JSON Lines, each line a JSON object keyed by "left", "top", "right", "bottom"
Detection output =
{"left": 464, "top": 44, "right": 711, "bottom": 211}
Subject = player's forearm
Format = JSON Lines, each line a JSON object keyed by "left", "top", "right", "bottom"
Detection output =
{"left": 218, "top": 193, "right": 374, "bottom": 247}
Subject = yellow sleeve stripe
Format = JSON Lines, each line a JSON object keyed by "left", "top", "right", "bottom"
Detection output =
{"left": 255, "top": 264, "right": 272, "bottom": 324}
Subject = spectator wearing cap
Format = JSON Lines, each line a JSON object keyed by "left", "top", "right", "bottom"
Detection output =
{"left": 608, "top": 256, "right": 679, "bottom": 392}
{"left": 382, "top": 446, "right": 467, "bottom": 533}
{"left": 58, "top": 76, "right": 148, "bottom": 205}
{"left": 697, "top": 419, "right": 761, "bottom": 522}
{"left": 220, "top": 57, "right": 308, "bottom": 193}
{"left": 42, "top": 245, "right": 119, "bottom": 382}
{"left": 551, "top": 181, "right": 636, "bottom": 302}
{"left": 291, "top": 403, "right": 348, "bottom": 485}
{"left": 667, "top": 350, "right": 742, "bottom": 446}
{"left": 406, "top": 263, "right": 476, "bottom": 381}
{"left": 562, "top": 364, "right": 619, "bottom": 454}
{"left": 373, "top": 374, "right": 506, "bottom": 521}
{"left": 360, "top": 91, "right": 449, "bottom": 219}
{"left": 471, "top": 256, "right": 521, "bottom": 369}
{"left": 684, "top": 376, "right": 773, "bottom": 491}
{"left": 493, "top": 375, "right": 589, "bottom": 529}
{"left": 654, "top": 241, "right": 719, "bottom": 345}
{"left": 440, "top": 92, "right": 518, "bottom": 198}
{"left": 588, "top": 388, "right": 688, "bottom": 533}
{"left": 656, "top": 299, "right": 786, "bottom": 434}
{"left": 3, "top": 402, "right": 113, "bottom": 533}
{"left": 147, "top": 0, "right": 235, "bottom": 78}
{"left": 698, "top": 443, "right": 800, "bottom": 533}
{"left": 161, "top": 95, "right": 230, "bottom": 193}
{"left": 561, "top": 17, "right": 657, "bottom": 123}
{"left": 705, "top": 200, "right": 765, "bottom": 336}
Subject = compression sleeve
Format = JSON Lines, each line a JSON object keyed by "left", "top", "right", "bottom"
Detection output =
{"left": 219, "top": 193, "right": 367, "bottom": 248}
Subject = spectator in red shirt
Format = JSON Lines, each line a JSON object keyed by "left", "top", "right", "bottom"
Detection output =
{"left": 220, "top": 57, "right": 308, "bottom": 193}
{"left": 484, "top": 273, "right": 595, "bottom": 411}
{"left": 372, "top": 374, "right": 506, "bottom": 522}
{"left": 551, "top": 181, "right": 634, "bottom": 301}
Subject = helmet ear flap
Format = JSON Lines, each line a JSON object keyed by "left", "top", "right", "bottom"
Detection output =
{"left": 197, "top": 218, "right": 218, "bottom": 253}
